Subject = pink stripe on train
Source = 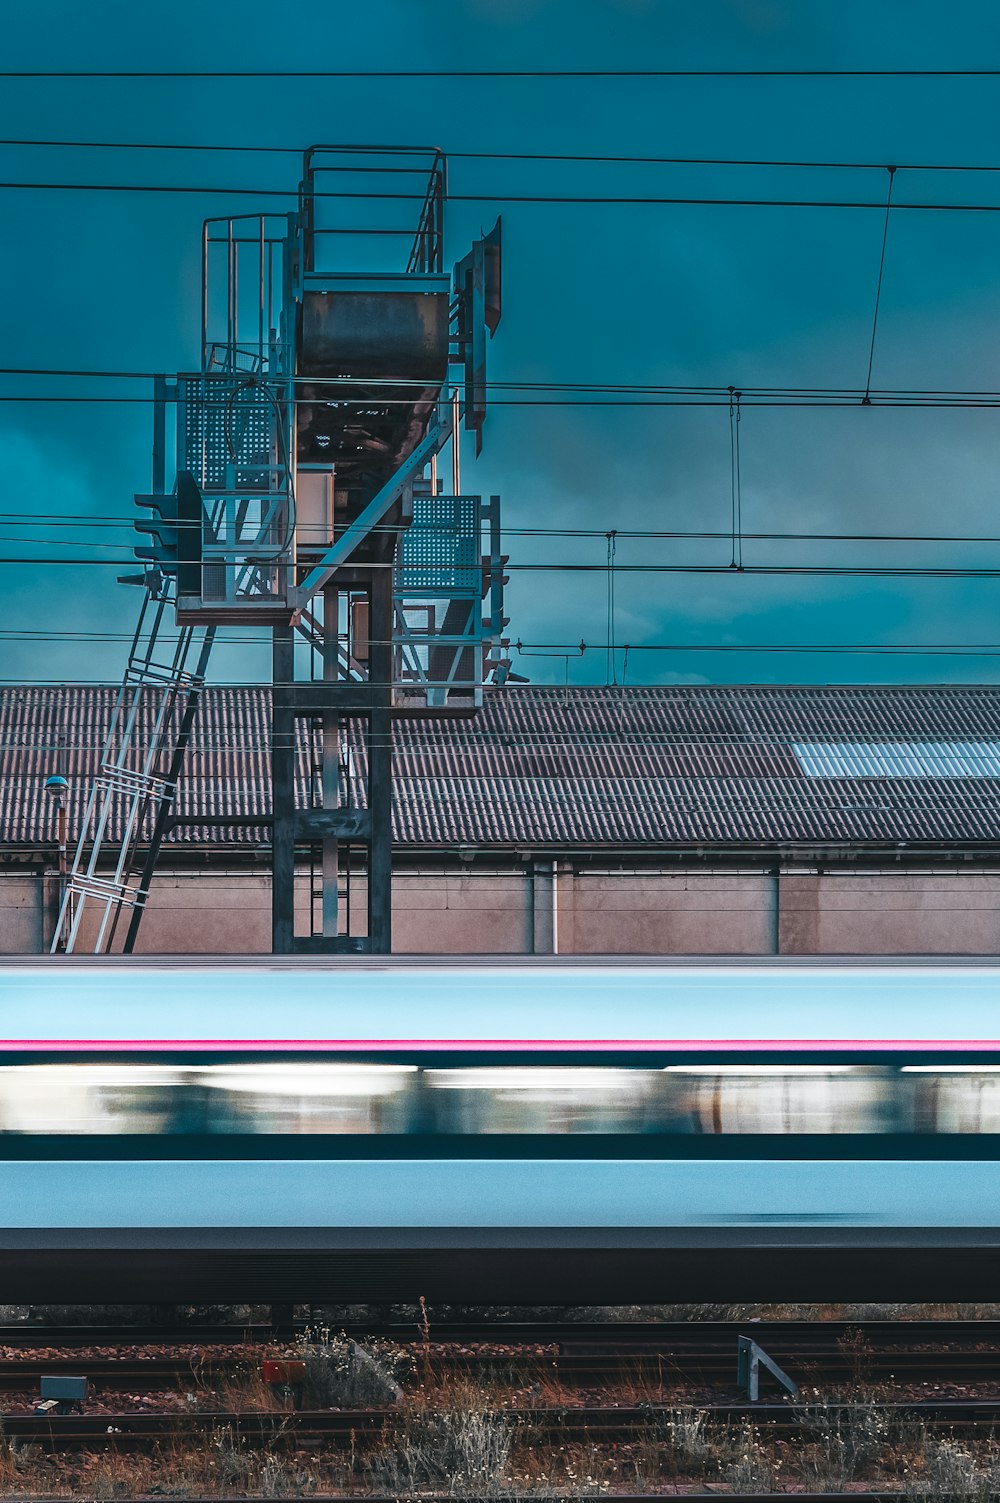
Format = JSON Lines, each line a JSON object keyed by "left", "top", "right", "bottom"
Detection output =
{"left": 0, "top": 1039, "right": 997, "bottom": 1052}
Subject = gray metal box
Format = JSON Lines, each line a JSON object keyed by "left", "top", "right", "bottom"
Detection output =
{"left": 40, "top": 1376, "right": 88, "bottom": 1401}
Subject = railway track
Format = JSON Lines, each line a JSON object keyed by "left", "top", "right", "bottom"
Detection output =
{"left": 1, "top": 1320, "right": 999, "bottom": 1399}
{"left": 2, "top": 1344, "right": 1000, "bottom": 1390}
{"left": 4, "top": 1316, "right": 1000, "bottom": 1349}
{"left": 6, "top": 1400, "right": 1000, "bottom": 1449}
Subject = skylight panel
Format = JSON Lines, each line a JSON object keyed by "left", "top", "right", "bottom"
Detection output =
{"left": 792, "top": 740, "right": 1000, "bottom": 778}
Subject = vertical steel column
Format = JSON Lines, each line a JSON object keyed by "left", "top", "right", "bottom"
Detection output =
{"left": 271, "top": 624, "right": 296, "bottom": 952}
{"left": 368, "top": 566, "right": 394, "bottom": 952}
{"left": 321, "top": 583, "right": 341, "bottom": 939}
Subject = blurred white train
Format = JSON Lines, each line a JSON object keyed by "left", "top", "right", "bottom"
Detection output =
{"left": 1, "top": 956, "right": 998, "bottom": 1303}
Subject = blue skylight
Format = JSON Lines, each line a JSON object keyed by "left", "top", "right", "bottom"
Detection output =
{"left": 792, "top": 741, "right": 1000, "bottom": 779}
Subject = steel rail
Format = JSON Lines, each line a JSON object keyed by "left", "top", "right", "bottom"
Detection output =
{"left": 7, "top": 1317, "right": 1000, "bottom": 1348}
{"left": 4, "top": 1342, "right": 1000, "bottom": 1388}
{"left": 7, "top": 1401, "right": 1000, "bottom": 1448}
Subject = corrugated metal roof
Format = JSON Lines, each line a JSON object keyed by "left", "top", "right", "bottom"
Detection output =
{"left": 5, "top": 683, "right": 1000, "bottom": 851}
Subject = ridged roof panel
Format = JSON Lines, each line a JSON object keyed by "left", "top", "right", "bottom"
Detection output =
{"left": 4, "top": 683, "right": 1000, "bottom": 850}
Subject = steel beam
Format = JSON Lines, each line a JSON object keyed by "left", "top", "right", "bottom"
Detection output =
{"left": 270, "top": 626, "right": 296, "bottom": 953}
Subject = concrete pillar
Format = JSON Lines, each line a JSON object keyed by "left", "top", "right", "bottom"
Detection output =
{"left": 554, "top": 860, "right": 575, "bottom": 954}
{"left": 770, "top": 870, "right": 781, "bottom": 955}
{"left": 531, "top": 861, "right": 555, "bottom": 954}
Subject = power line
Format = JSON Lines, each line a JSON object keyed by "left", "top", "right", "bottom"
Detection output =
{"left": 3, "top": 68, "right": 1000, "bottom": 78}
{"left": 9, "top": 368, "right": 1000, "bottom": 401}
{"left": 7, "top": 181, "right": 1000, "bottom": 211}
{"left": 8, "top": 554, "right": 1000, "bottom": 578}
{"left": 11, "top": 394, "right": 1000, "bottom": 410}
{"left": 8, "top": 628, "right": 1000, "bottom": 654}
{"left": 863, "top": 167, "right": 896, "bottom": 403}
{"left": 729, "top": 388, "right": 743, "bottom": 568}
{"left": 6, "top": 377, "right": 1000, "bottom": 411}
{"left": 7, "top": 138, "right": 1000, "bottom": 174}
{"left": 9, "top": 515, "right": 1000, "bottom": 546}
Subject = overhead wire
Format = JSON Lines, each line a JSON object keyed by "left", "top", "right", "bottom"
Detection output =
{"left": 7, "top": 180, "right": 1000, "bottom": 211}
{"left": 9, "top": 370, "right": 1000, "bottom": 409}
{"left": 4, "top": 67, "right": 1000, "bottom": 77}
{"left": 8, "top": 138, "right": 1000, "bottom": 174}
{"left": 12, "top": 629, "right": 1000, "bottom": 653}
{"left": 605, "top": 531, "right": 617, "bottom": 686}
{"left": 10, "top": 515, "right": 1000, "bottom": 546}
{"left": 8, "top": 555, "right": 1000, "bottom": 578}
{"left": 863, "top": 166, "right": 896, "bottom": 403}
{"left": 729, "top": 388, "right": 743, "bottom": 568}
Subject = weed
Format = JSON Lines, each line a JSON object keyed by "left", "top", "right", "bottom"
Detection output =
{"left": 369, "top": 1399, "right": 516, "bottom": 1497}
{"left": 904, "top": 1436, "right": 1000, "bottom": 1499}
{"left": 794, "top": 1397, "right": 895, "bottom": 1490}
{"left": 721, "top": 1418, "right": 778, "bottom": 1494}
{"left": 294, "top": 1326, "right": 413, "bottom": 1408}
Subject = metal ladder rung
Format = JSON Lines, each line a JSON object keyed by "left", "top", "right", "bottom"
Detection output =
{"left": 53, "top": 583, "right": 215, "bottom": 954}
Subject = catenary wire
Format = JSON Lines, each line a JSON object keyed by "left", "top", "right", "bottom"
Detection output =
{"left": 5, "top": 68, "right": 1000, "bottom": 77}
{"left": 864, "top": 167, "right": 896, "bottom": 403}
{"left": 11, "top": 138, "right": 1000, "bottom": 174}
{"left": 10, "top": 180, "right": 1000, "bottom": 211}
{"left": 10, "top": 554, "right": 1000, "bottom": 578}
{"left": 10, "top": 516, "right": 1000, "bottom": 547}
{"left": 8, "top": 370, "right": 1000, "bottom": 408}
{"left": 8, "top": 628, "right": 1000, "bottom": 654}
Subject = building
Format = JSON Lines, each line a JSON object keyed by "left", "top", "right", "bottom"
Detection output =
{"left": 5, "top": 682, "right": 1000, "bottom": 955}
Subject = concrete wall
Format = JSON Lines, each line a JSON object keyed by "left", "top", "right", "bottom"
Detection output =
{"left": 779, "top": 872, "right": 1000, "bottom": 955}
{"left": 6, "top": 863, "right": 1000, "bottom": 956}
{"left": 568, "top": 871, "right": 776, "bottom": 955}
{"left": 0, "top": 873, "right": 44, "bottom": 954}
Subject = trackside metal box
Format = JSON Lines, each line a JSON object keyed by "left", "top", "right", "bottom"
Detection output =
{"left": 40, "top": 1376, "right": 88, "bottom": 1401}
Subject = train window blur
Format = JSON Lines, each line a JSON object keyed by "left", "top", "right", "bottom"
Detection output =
{"left": 199, "top": 1064, "right": 416, "bottom": 1134}
{"left": 0, "top": 1066, "right": 191, "bottom": 1134}
{"left": 0, "top": 1064, "right": 416, "bottom": 1135}
{"left": 425, "top": 1067, "right": 664, "bottom": 1133}
{"left": 1, "top": 1059, "right": 1000, "bottom": 1134}
{"left": 903, "top": 1067, "right": 1000, "bottom": 1134}
{"left": 663, "top": 1066, "right": 894, "bottom": 1135}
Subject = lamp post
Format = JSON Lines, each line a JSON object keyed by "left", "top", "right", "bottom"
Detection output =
{"left": 43, "top": 774, "right": 69, "bottom": 951}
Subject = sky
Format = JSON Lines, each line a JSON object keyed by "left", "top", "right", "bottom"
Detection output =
{"left": 4, "top": 0, "right": 1000, "bottom": 687}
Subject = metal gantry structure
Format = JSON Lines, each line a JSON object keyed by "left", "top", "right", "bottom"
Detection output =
{"left": 55, "top": 145, "right": 508, "bottom": 955}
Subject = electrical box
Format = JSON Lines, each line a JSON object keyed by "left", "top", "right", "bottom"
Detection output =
{"left": 296, "top": 468, "right": 336, "bottom": 556}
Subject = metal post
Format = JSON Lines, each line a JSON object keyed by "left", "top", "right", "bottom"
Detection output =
{"left": 271, "top": 624, "right": 296, "bottom": 952}
{"left": 368, "top": 566, "right": 394, "bottom": 952}
{"left": 53, "top": 800, "right": 67, "bottom": 951}
{"left": 321, "top": 583, "right": 340, "bottom": 939}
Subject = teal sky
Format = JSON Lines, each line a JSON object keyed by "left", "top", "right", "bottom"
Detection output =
{"left": 4, "top": 0, "right": 1000, "bottom": 687}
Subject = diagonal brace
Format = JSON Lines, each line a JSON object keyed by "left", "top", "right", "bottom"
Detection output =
{"left": 737, "top": 1336, "right": 800, "bottom": 1401}
{"left": 295, "top": 405, "right": 454, "bottom": 602}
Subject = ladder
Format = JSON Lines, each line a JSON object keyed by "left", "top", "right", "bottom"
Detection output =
{"left": 53, "top": 582, "right": 215, "bottom": 954}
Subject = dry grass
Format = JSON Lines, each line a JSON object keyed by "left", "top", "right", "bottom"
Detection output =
{"left": 5, "top": 1405, "right": 1000, "bottom": 1497}
{"left": 294, "top": 1327, "right": 413, "bottom": 1408}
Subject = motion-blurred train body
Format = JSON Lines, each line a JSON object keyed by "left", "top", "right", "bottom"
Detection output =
{"left": 2, "top": 956, "right": 1000, "bottom": 1302}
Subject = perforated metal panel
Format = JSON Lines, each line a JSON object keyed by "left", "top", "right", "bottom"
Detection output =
{"left": 399, "top": 493, "right": 480, "bottom": 592}
{"left": 180, "top": 375, "right": 276, "bottom": 492}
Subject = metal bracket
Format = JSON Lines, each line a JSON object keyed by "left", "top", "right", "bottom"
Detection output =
{"left": 737, "top": 1336, "right": 800, "bottom": 1401}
